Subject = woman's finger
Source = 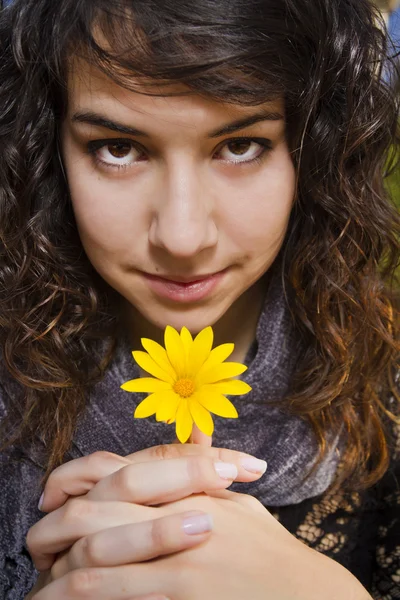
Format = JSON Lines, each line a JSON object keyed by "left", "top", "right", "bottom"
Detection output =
{"left": 27, "top": 499, "right": 153, "bottom": 571}
{"left": 31, "top": 563, "right": 172, "bottom": 600}
{"left": 40, "top": 451, "right": 133, "bottom": 513}
{"left": 41, "top": 446, "right": 267, "bottom": 513}
{"left": 190, "top": 423, "right": 212, "bottom": 446}
{"left": 52, "top": 510, "right": 212, "bottom": 578}
{"left": 174, "top": 423, "right": 212, "bottom": 446}
{"left": 29, "top": 454, "right": 242, "bottom": 571}
{"left": 87, "top": 455, "right": 242, "bottom": 504}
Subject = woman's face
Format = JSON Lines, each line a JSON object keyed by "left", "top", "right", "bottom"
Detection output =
{"left": 62, "top": 61, "right": 296, "bottom": 334}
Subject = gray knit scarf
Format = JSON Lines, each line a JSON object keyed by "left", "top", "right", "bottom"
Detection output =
{"left": 73, "top": 264, "right": 342, "bottom": 507}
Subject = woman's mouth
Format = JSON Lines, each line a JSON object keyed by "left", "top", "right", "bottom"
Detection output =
{"left": 142, "top": 270, "right": 227, "bottom": 303}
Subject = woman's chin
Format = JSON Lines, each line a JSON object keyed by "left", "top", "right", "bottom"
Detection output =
{"left": 128, "top": 298, "right": 230, "bottom": 336}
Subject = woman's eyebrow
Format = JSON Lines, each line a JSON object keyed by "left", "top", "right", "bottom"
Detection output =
{"left": 71, "top": 109, "right": 283, "bottom": 139}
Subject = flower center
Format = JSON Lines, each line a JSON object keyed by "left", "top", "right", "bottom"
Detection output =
{"left": 174, "top": 378, "right": 195, "bottom": 398}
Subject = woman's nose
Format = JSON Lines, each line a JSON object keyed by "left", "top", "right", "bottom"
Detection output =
{"left": 148, "top": 161, "right": 218, "bottom": 258}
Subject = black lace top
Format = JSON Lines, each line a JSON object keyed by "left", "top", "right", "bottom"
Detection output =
{"left": 271, "top": 424, "right": 400, "bottom": 599}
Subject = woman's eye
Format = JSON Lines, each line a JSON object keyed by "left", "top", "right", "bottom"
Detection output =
{"left": 88, "top": 136, "right": 271, "bottom": 171}
{"left": 95, "top": 142, "right": 140, "bottom": 166}
{"left": 217, "top": 138, "right": 271, "bottom": 164}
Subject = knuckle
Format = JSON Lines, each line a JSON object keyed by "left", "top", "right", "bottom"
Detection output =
{"left": 152, "top": 444, "right": 180, "bottom": 461}
{"left": 78, "top": 535, "right": 104, "bottom": 567}
{"left": 26, "top": 519, "right": 51, "bottom": 556}
{"left": 50, "top": 557, "right": 63, "bottom": 580}
{"left": 85, "top": 450, "right": 122, "bottom": 470}
{"left": 187, "top": 456, "right": 217, "bottom": 488}
{"left": 112, "top": 464, "right": 140, "bottom": 497}
{"left": 25, "top": 526, "right": 37, "bottom": 553}
{"left": 67, "top": 568, "right": 103, "bottom": 596}
{"left": 150, "top": 518, "right": 170, "bottom": 549}
{"left": 235, "top": 492, "right": 263, "bottom": 510}
{"left": 62, "top": 497, "right": 95, "bottom": 524}
{"left": 45, "top": 463, "right": 65, "bottom": 488}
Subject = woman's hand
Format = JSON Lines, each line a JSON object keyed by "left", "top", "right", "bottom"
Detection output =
{"left": 31, "top": 491, "right": 371, "bottom": 600}
{"left": 28, "top": 442, "right": 268, "bottom": 571}
{"left": 38, "top": 430, "right": 264, "bottom": 513}
{"left": 28, "top": 441, "right": 370, "bottom": 600}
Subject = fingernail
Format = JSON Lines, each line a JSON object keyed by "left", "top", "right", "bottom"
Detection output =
{"left": 183, "top": 512, "right": 213, "bottom": 535}
{"left": 240, "top": 457, "right": 267, "bottom": 474}
{"left": 38, "top": 492, "right": 44, "bottom": 511}
{"left": 214, "top": 461, "right": 238, "bottom": 479}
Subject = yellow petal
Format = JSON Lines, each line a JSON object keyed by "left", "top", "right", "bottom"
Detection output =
{"left": 203, "top": 380, "right": 252, "bottom": 396}
{"left": 164, "top": 325, "right": 185, "bottom": 378}
{"left": 187, "top": 326, "right": 214, "bottom": 376}
{"left": 196, "top": 389, "right": 238, "bottom": 418}
{"left": 155, "top": 392, "right": 181, "bottom": 422}
{"left": 132, "top": 351, "right": 175, "bottom": 385}
{"left": 180, "top": 327, "right": 193, "bottom": 374}
{"left": 140, "top": 338, "right": 177, "bottom": 380}
{"left": 196, "top": 362, "right": 247, "bottom": 386}
{"left": 134, "top": 393, "right": 161, "bottom": 418}
{"left": 121, "top": 378, "right": 172, "bottom": 393}
{"left": 189, "top": 397, "right": 214, "bottom": 436}
{"left": 180, "top": 327, "right": 193, "bottom": 350}
{"left": 175, "top": 398, "right": 193, "bottom": 443}
{"left": 199, "top": 343, "right": 234, "bottom": 372}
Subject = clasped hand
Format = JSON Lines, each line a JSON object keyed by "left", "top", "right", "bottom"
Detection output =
{"left": 27, "top": 437, "right": 369, "bottom": 600}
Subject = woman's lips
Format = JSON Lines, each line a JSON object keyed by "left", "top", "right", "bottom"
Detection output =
{"left": 142, "top": 270, "right": 226, "bottom": 303}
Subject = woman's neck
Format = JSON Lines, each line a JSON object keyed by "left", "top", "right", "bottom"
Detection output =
{"left": 122, "top": 273, "right": 270, "bottom": 365}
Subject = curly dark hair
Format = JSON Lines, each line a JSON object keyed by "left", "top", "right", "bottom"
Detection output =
{"left": 0, "top": 0, "right": 399, "bottom": 486}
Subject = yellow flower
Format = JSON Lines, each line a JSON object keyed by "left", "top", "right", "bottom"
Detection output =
{"left": 121, "top": 325, "right": 252, "bottom": 443}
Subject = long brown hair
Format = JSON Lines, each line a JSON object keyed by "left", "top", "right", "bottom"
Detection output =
{"left": 0, "top": 0, "right": 399, "bottom": 485}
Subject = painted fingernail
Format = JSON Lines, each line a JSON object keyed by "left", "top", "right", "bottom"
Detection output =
{"left": 240, "top": 457, "right": 267, "bottom": 474}
{"left": 38, "top": 492, "right": 44, "bottom": 511}
{"left": 183, "top": 512, "right": 213, "bottom": 535}
{"left": 214, "top": 461, "right": 238, "bottom": 479}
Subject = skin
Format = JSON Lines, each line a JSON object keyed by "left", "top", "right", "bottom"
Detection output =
{"left": 61, "top": 59, "right": 296, "bottom": 361}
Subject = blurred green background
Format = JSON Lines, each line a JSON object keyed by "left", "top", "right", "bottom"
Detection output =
{"left": 387, "top": 163, "right": 400, "bottom": 209}
{"left": 375, "top": 2, "right": 400, "bottom": 210}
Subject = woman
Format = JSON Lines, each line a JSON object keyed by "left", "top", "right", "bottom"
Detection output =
{"left": 0, "top": 0, "right": 399, "bottom": 598}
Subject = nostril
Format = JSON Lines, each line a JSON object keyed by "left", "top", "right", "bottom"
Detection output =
{"left": 148, "top": 215, "right": 218, "bottom": 257}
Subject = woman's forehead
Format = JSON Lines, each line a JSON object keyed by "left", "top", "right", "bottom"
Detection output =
{"left": 65, "top": 57, "right": 286, "bottom": 132}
